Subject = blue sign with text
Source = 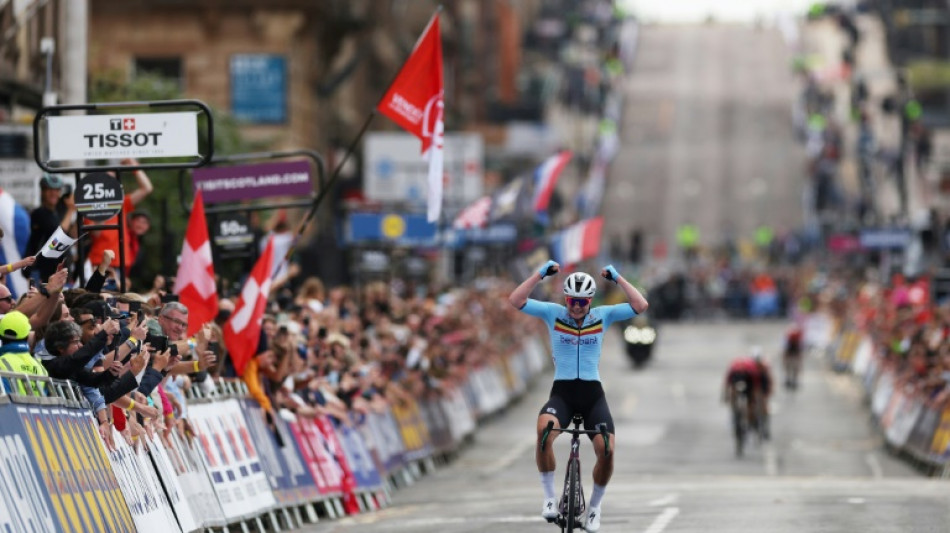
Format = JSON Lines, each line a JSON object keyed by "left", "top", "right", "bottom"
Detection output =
{"left": 231, "top": 55, "right": 286, "bottom": 123}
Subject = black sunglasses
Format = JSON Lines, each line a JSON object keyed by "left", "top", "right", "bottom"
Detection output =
{"left": 0, "top": 296, "right": 13, "bottom": 303}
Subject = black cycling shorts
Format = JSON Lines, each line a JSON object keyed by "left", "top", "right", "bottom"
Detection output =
{"left": 539, "top": 379, "right": 614, "bottom": 437}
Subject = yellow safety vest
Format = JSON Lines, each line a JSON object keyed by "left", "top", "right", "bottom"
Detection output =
{"left": 0, "top": 350, "right": 48, "bottom": 396}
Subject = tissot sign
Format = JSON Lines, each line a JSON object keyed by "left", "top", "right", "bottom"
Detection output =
{"left": 46, "top": 112, "right": 199, "bottom": 162}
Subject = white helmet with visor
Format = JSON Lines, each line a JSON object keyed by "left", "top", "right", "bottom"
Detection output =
{"left": 563, "top": 272, "right": 596, "bottom": 298}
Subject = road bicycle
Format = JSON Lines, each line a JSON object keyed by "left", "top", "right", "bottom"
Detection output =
{"left": 731, "top": 383, "right": 768, "bottom": 457}
{"left": 731, "top": 382, "right": 752, "bottom": 457}
{"left": 539, "top": 414, "right": 610, "bottom": 532}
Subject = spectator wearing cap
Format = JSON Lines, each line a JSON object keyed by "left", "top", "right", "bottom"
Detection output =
{"left": 25, "top": 173, "right": 75, "bottom": 281}
{"left": 0, "top": 310, "right": 47, "bottom": 395}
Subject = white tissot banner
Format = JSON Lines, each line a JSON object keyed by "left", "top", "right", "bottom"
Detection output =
{"left": 46, "top": 112, "right": 200, "bottom": 162}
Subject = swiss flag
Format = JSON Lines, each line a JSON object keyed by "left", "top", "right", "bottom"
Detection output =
{"left": 376, "top": 11, "right": 444, "bottom": 222}
{"left": 224, "top": 237, "right": 274, "bottom": 377}
{"left": 173, "top": 190, "right": 218, "bottom": 337}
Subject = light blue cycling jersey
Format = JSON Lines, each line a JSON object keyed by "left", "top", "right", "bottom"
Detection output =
{"left": 519, "top": 299, "right": 636, "bottom": 381}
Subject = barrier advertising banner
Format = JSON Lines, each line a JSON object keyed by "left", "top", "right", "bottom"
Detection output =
{"left": 146, "top": 435, "right": 198, "bottom": 533}
{"left": 241, "top": 400, "right": 320, "bottom": 505}
{"left": 0, "top": 403, "right": 60, "bottom": 533}
{"left": 18, "top": 406, "right": 136, "bottom": 533}
{"left": 285, "top": 413, "right": 344, "bottom": 496}
{"left": 333, "top": 421, "right": 383, "bottom": 491}
{"left": 188, "top": 401, "right": 275, "bottom": 520}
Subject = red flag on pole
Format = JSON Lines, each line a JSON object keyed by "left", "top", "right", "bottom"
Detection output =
{"left": 223, "top": 237, "right": 274, "bottom": 377}
{"left": 173, "top": 190, "right": 218, "bottom": 337}
{"left": 376, "top": 11, "right": 444, "bottom": 223}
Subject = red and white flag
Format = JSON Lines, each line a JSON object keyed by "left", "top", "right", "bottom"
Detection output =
{"left": 376, "top": 11, "right": 444, "bottom": 223}
{"left": 173, "top": 190, "right": 218, "bottom": 337}
{"left": 224, "top": 237, "right": 274, "bottom": 377}
{"left": 553, "top": 216, "right": 603, "bottom": 267}
{"left": 533, "top": 151, "right": 572, "bottom": 224}
{"left": 452, "top": 196, "right": 492, "bottom": 229}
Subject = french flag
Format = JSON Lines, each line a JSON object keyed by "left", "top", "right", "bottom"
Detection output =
{"left": 533, "top": 151, "right": 572, "bottom": 225}
{"left": 552, "top": 216, "right": 603, "bottom": 267}
{"left": 0, "top": 188, "right": 30, "bottom": 298}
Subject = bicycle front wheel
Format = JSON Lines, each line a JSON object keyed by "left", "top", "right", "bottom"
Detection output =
{"left": 566, "top": 458, "right": 580, "bottom": 532}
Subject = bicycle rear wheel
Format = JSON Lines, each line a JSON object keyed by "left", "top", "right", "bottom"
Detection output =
{"left": 565, "top": 458, "right": 580, "bottom": 532}
{"left": 733, "top": 398, "right": 747, "bottom": 457}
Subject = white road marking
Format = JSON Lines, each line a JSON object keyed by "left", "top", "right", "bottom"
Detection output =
{"left": 486, "top": 438, "right": 535, "bottom": 474}
{"left": 847, "top": 497, "right": 866, "bottom": 505}
{"left": 644, "top": 507, "right": 680, "bottom": 533}
{"left": 865, "top": 453, "right": 883, "bottom": 479}
{"left": 648, "top": 493, "right": 679, "bottom": 507}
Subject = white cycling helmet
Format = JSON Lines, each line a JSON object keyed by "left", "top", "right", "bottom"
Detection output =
{"left": 750, "top": 345, "right": 763, "bottom": 361}
{"left": 563, "top": 272, "right": 597, "bottom": 298}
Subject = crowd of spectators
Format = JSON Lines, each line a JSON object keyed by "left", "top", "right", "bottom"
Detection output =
{"left": 0, "top": 205, "right": 546, "bottom": 451}
{"left": 818, "top": 269, "right": 950, "bottom": 411}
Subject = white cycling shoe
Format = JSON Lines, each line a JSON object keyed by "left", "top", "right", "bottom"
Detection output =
{"left": 541, "top": 498, "right": 558, "bottom": 521}
{"left": 584, "top": 505, "right": 601, "bottom": 532}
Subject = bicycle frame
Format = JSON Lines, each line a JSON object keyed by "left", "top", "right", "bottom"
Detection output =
{"left": 539, "top": 415, "right": 610, "bottom": 532}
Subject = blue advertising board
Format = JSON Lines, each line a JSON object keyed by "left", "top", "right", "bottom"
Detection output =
{"left": 345, "top": 212, "right": 438, "bottom": 247}
{"left": 241, "top": 400, "right": 320, "bottom": 505}
{"left": 334, "top": 422, "right": 384, "bottom": 490}
{"left": 230, "top": 54, "right": 287, "bottom": 123}
{"left": 0, "top": 403, "right": 135, "bottom": 533}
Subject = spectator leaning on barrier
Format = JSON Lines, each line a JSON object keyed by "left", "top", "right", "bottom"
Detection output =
{"left": 0, "top": 310, "right": 47, "bottom": 395}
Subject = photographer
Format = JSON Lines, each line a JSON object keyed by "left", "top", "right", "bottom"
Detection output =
{"left": 141, "top": 301, "right": 216, "bottom": 393}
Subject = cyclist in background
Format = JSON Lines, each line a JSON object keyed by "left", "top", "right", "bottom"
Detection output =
{"left": 723, "top": 354, "right": 757, "bottom": 451}
{"left": 723, "top": 346, "right": 773, "bottom": 443}
{"left": 783, "top": 323, "right": 804, "bottom": 389}
{"left": 509, "top": 260, "right": 648, "bottom": 533}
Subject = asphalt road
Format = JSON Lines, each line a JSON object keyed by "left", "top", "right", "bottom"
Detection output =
{"left": 302, "top": 321, "right": 946, "bottom": 533}
{"left": 603, "top": 22, "right": 805, "bottom": 262}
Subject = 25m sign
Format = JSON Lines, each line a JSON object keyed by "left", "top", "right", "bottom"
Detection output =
{"left": 46, "top": 112, "right": 199, "bottom": 162}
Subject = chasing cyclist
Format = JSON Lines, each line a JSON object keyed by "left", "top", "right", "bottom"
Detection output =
{"left": 509, "top": 260, "right": 648, "bottom": 532}
{"left": 723, "top": 346, "right": 773, "bottom": 447}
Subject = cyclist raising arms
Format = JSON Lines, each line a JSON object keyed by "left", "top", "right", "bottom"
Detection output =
{"left": 509, "top": 260, "right": 648, "bottom": 532}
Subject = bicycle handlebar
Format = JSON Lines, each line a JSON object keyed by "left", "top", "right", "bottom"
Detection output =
{"left": 539, "top": 420, "right": 611, "bottom": 457}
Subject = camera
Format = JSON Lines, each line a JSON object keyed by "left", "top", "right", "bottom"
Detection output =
{"left": 169, "top": 343, "right": 179, "bottom": 358}
{"left": 208, "top": 341, "right": 220, "bottom": 355}
{"left": 145, "top": 333, "right": 168, "bottom": 353}
{"left": 129, "top": 301, "right": 142, "bottom": 313}
{"left": 161, "top": 293, "right": 179, "bottom": 304}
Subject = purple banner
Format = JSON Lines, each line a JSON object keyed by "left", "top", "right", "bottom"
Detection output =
{"left": 192, "top": 160, "right": 312, "bottom": 203}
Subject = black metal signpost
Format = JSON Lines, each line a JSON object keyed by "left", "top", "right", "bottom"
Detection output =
{"left": 33, "top": 99, "right": 214, "bottom": 292}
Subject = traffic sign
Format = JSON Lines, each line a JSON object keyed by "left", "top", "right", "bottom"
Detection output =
{"left": 76, "top": 172, "right": 124, "bottom": 222}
